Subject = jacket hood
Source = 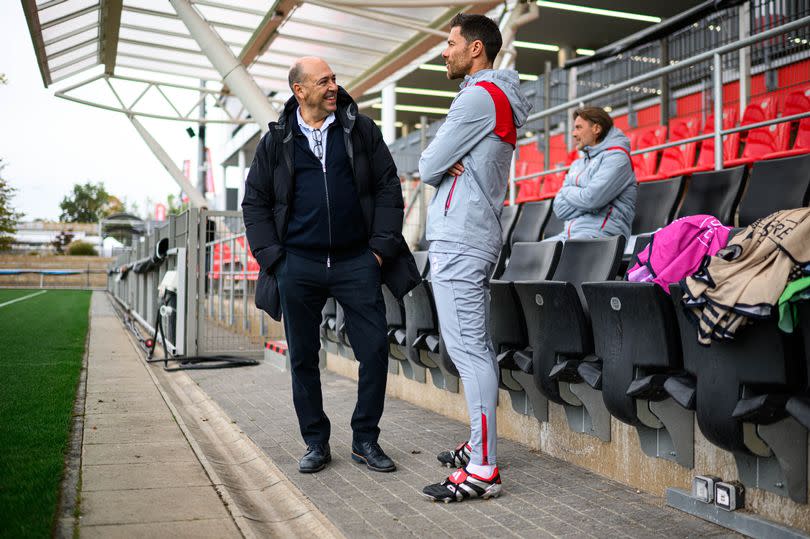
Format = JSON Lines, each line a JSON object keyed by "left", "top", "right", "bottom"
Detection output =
{"left": 461, "top": 69, "right": 533, "bottom": 128}
{"left": 583, "top": 126, "right": 630, "bottom": 157}
{"left": 276, "top": 86, "right": 358, "bottom": 130}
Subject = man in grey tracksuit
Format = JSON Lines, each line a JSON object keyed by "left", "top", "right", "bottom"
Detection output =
{"left": 549, "top": 107, "right": 637, "bottom": 240}
{"left": 418, "top": 13, "right": 531, "bottom": 503}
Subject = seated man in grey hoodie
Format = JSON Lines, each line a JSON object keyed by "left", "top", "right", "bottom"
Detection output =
{"left": 549, "top": 107, "right": 637, "bottom": 240}
{"left": 417, "top": 13, "right": 531, "bottom": 503}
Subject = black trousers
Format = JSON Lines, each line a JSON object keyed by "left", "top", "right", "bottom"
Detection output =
{"left": 276, "top": 250, "right": 389, "bottom": 445}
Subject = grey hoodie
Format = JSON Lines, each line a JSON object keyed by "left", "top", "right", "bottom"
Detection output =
{"left": 418, "top": 69, "right": 532, "bottom": 261}
{"left": 551, "top": 126, "right": 637, "bottom": 240}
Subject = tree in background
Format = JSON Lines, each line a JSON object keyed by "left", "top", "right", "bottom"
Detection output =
{"left": 59, "top": 182, "right": 125, "bottom": 223}
{"left": 0, "top": 160, "right": 24, "bottom": 251}
{"left": 166, "top": 193, "right": 189, "bottom": 215}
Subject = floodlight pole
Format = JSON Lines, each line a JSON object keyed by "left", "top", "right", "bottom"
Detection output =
{"left": 169, "top": 0, "right": 277, "bottom": 132}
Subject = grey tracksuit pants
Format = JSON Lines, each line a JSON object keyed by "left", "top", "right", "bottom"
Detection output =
{"left": 429, "top": 247, "right": 498, "bottom": 466}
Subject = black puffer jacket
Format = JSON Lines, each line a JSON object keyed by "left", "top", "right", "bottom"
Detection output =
{"left": 242, "top": 87, "right": 419, "bottom": 320}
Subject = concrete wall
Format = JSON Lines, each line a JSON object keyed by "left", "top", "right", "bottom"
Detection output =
{"left": 326, "top": 351, "right": 810, "bottom": 533}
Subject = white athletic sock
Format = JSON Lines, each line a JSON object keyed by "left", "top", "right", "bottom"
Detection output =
{"left": 465, "top": 462, "right": 496, "bottom": 478}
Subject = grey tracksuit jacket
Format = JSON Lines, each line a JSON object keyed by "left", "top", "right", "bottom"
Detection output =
{"left": 551, "top": 126, "right": 637, "bottom": 240}
{"left": 419, "top": 69, "right": 532, "bottom": 260}
{"left": 417, "top": 69, "right": 531, "bottom": 468}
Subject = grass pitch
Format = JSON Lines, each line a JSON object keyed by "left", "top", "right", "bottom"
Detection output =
{"left": 0, "top": 289, "right": 91, "bottom": 537}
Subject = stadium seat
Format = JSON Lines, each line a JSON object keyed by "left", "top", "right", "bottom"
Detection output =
{"left": 676, "top": 166, "right": 748, "bottom": 224}
{"left": 737, "top": 153, "right": 810, "bottom": 226}
{"left": 513, "top": 236, "right": 624, "bottom": 406}
{"left": 632, "top": 177, "right": 685, "bottom": 234}
{"left": 399, "top": 252, "right": 434, "bottom": 382}
{"left": 631, "top": 125, "right": 668, "bottom": 178}
{"left": 671, "top": 284, "right": 804, "bottom": 457}
{"left": 639, "top": 116, "right": 701, "bottom": 181}
{"left": 667, "top": 107, "right": 740, "bottom": 176}
{"left": 725, "top": 95, "right": 787, "bottom": 166}
{"left": 491, "top": 241, "right": 562, "bottom": 373}
{"left": 384, "top": 252, "right": 429, "bottom": 360}
{"left": 583, "top": 279, "right": 684, "bottom": 429}
{"left": 764, "top": 85, "right": 810, "bottom": 159}
{"left": 500, "top": 203, "right": 521, "bottom": 246}
{"left": 786, "top": 302, "right": 810, "bottom": 430}
{"left": 510, "top": 200, "right": 552, "bottom": 246}
{"left": 320, "top": 297, "right": 336, "bottom": 339}
{"left": 542, "top": 202, "right": 565, "bottom": 239}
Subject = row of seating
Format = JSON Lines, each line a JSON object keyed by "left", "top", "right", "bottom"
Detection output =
{"left": 341, "top": 231, "right": 808, "bottom": 502}
{"left": 508, "top": 152, "right": 810, "bottom": 248}
{"left": 514, "top": 85, "right": 810, "bottom": 203}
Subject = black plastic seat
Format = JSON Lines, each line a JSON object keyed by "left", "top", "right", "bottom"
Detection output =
{"left": 500, "top": 204, "right": 521, "bottom": 246}
{"left": 542, "top": 203, "right": 565, "bottom": 239}
{"left": 632, "top": 177, "right": 685, "bottom": 234}
{"left": 676, "top": 166, "right": 748, "bottom": 224}
{"left": 787, "top": 302, "right": 810, "bottom": 430}
{"left": 493, "top": 201, "right": 548, "bottom": 278}
{"left": 401, "top": 252, "right": 439, "bottom": 377}
{"left": 582, "top": 280, "right": 684, "bottom": 426}
{"left": 321, "top": 298, "right": 337, "bottom": 337}
{"left": 671, "top": 284, "right": 804, "bottom": 454}
{"left": 511, "top": 200, "right": 552, "bottom": 245}
{"left": 490, "top": 242, "right": 562, "bottom": 373}
{"left": 514, "top": 236, "right": 624, "bottom": 404}
{"left": 738, "top": 153, "right": 810, "bottom": 226}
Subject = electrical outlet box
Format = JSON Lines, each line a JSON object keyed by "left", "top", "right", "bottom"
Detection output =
{"left": 692, "top": 475, "right": 722, "bottom": 503}
{"left": 715, "top": 481, "right": 745, "bottom": 511}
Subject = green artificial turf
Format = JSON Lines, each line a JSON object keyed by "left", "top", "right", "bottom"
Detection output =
{"left": 0, "top": 290, "right": 91, "bottom": 538}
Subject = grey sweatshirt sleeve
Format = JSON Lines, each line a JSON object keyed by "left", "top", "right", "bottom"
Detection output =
{"left": 418, "top": 87, "right": 497, "bottom": 187}
{"left": 556, "top": 151, "right": 633, "bottom": 212}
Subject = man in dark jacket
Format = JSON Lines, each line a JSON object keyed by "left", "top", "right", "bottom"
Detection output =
{"left": 242, "top": 56, "right": 419, "bottom": 475}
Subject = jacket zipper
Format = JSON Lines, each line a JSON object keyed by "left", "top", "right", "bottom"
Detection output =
{"left": 444, "top": 175, "right": 459, "bottom": 216}
{"left": 322, "top": 166, "right": 332, "bottom": 268}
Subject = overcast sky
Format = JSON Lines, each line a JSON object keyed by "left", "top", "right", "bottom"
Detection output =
{"left": 1, "top": 2, "right": 230, "bottom": 221}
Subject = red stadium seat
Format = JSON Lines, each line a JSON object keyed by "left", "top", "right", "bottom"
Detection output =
{"left": 725, "top": 95, "right": 787, "bottom": 166}
{"left": 631, "top": 125, "right": 668, "bottom": 177}
{"left": 638, "top": 116, "right": 700, "bottom": 181}
{"left": 665, "top": 107, "right": 739, "bottom": 176}
{"left": 764, "top": 86, "right": 810, "bottom": 159}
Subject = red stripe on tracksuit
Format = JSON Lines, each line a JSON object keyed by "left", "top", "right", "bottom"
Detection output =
{"left": 481, "top": 413, "right": 489, "bottom": 465}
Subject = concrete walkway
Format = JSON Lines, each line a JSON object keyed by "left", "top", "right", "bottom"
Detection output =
{"left": 79, "top": 293, "right": 242, "bottom": 538}
{"left": 187, "top": 355, "right": 737, "bottom": 538}
{"left": 78, "top": 293, "right": 342, "bottom": 538}
{"left": 80, "top": 291, "right": 736, "bottom": 538}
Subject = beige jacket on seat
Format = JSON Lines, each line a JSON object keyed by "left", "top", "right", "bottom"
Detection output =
{"left": 682, "top": 207, "right": 810, "bottom": 345}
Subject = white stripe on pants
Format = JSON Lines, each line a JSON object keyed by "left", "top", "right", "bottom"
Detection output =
{"left": 429, "top": 248, "right": 498, "bottom": 466}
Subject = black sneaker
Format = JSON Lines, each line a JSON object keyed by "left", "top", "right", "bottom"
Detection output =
{"left": 437, "top": 441, "right": 471, "bottom": 468}
{"left": 351, "top": 440, "right": 396, "bottom": 472}
{"left": 422, "top": 467, "right": 502, "bottom": 503}
{"left": 299, "top": 443, "right": 331, "bottom": 473}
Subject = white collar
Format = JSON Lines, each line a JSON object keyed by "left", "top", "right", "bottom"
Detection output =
{"left": 296, "top": 108, "right": 336, "bottom": 133}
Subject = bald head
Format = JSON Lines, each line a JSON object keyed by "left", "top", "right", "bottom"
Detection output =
{"left": 289, "top": 56, "right": 338, "bottom": 124}
{"left": 288, "top": 56, "right": 330, "bottom": 92}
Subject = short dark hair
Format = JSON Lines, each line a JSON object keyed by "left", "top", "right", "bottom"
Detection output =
{"left": 288, "top": 61, "right": 304, "bottom": 92}
{"left": 449, "top": 13, "right": 502, "bottom": 63}
{"left": 573, "top": 107, "right": 614, "bottom": 142}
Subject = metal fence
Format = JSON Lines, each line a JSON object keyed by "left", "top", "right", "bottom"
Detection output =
{"left": 108, "top": 209, "right": 277, "bottom": 360}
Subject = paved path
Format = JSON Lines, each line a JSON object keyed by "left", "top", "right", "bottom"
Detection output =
{"left": 188, "top": 356, "right": 738, "bottom": 539}
{"left": 79, "top": 293, "right": 242, "bottom": 538}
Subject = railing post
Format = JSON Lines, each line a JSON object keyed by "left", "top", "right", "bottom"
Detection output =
{"left": 713, "top": 52, "right": 724, "bottom": 171}
{"left": 739, "top": 2, "right": 752, "bottom": 117}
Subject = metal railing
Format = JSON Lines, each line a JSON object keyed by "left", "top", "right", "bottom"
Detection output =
{"left": 108, "top": 209, "right": 276, "bottom": 360}
{"left": 509, "top": 15, "right": 810, "bottom": 183}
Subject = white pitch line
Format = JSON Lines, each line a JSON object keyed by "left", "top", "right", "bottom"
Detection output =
{"left": 0, "top": 290, "right": 47, "bottom": 309}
